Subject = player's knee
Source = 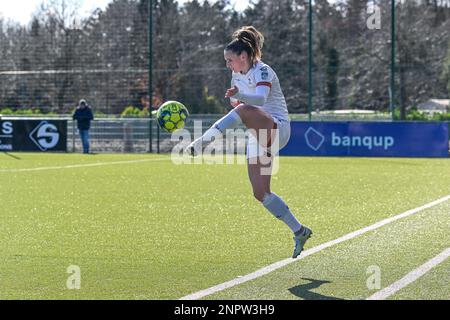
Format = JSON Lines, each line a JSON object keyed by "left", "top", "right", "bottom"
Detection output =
{"left": 235, "top": 104, "right": 255, "bottom": 112}
{"left": 253, "top": 190, "right": 266, "bottom": 202}
{"left": 235, "top": 104, "right": 257, "bottom": 121}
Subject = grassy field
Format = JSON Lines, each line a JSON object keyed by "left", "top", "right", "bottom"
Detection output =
{"left": 0, "top": 153, "right": 449, "bottom": 300}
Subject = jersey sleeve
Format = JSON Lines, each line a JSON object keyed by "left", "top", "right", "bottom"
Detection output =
{"left": 254, "top": 65, "right": 275, "bottom": 89}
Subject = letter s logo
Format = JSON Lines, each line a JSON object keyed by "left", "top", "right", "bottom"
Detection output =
{"left": 29, "top": 121, "right": 60, "bottom": 151}
{"left": 2, "top": 122, "right": 13, "bottom": 135}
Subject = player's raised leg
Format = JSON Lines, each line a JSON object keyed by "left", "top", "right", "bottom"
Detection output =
{"left": 236, "top": 104, "right": 275, "bottom": 148}
{"left": 185, "top": 108, "right": 243, "bottom": 156}
{"left": 185, "top": 104, "right": 274, "bottom": 156}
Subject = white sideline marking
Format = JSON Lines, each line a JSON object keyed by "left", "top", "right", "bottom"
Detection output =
{"left": 367, "top": 248, "right": 450, "bottom": 300}
{"left": 0, "top": 157, "right": 170, "bottom": 172}
{"left": 180, "top": 195, "right": 450, "bottom": 300}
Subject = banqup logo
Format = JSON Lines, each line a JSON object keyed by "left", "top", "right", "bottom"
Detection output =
{"left": 305, "top": 127, "right": 325, "bottom": 151}
{"left": 331, "top": 132, "right": 394, "bottom": 150}
{"left": 29, "top": 121, "right": 60, "bottom": 151}
{"left": 304, "top": 127, "right": 395, "bottom": 152}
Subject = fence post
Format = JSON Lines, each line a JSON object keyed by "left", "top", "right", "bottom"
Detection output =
{"left": 72, "top": 120, "right": 76, "bottom": 153}
{"left": 157, "top": 123, "right": 160, "bottom": 154}
{"left": 308, "top": 0, "right": 313, "bottom": 121}
{"left": 148, "top": 0, "right": 153, "bottom": 153}
{"left": 390, "top": 0, "right": 396, "bottom": 121}
{"left": 124, "top": 120, "right": 133, "bottom": 153}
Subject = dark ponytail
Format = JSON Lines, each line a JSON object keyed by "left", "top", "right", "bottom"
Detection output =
{"left": 225, "top": 26, "right": 264, "bottom": 66}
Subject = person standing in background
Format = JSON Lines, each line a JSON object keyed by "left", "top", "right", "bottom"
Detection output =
{"left": 73, "top": 99, "right": 94, "bottom": 154}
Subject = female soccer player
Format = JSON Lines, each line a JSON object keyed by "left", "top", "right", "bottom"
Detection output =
{"left": 186, "top": 26, "right": 312, "bottom": 258}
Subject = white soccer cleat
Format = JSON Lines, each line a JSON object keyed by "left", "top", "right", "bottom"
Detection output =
{"left": 185, "top": 138, "right": 203, "bottom": 157}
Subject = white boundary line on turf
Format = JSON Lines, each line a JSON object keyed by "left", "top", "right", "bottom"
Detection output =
{"left": 0, "top": 157, "right": 170, "bottom": 172}
{"left": 367, "top": 248, "right": 450, "bottom": 300}
{"left": 179, "top": 195, "right": 450, "bottom": 300}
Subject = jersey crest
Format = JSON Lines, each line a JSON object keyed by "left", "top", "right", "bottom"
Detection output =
{"left": 260, "top": 67, "right": 269, "bottom": 80}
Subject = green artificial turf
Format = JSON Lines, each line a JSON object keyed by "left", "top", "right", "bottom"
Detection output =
{"left": 0, "top": 153, "right": 449, "bottom": 299}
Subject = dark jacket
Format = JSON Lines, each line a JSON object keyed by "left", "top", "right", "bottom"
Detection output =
{"left": 73, "top": 107, "right": 94, "bottom": 130}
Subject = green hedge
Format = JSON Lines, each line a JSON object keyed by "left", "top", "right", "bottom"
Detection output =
{"left": 0, "top": 108, "right": 56, "bottom": 116}
{"left": 1, "top": 107, "right": 107, "bottom": 117}
{"left": 394, "top": 108, "right": 450, "bottom": 121}
{"left": 2, "top": 106, "right": 449, "bottom": 122}
{"left": 120, "top": 106, "right": 150, "bottom": 118}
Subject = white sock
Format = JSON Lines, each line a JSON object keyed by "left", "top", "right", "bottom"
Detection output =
{"left": 262, "top": 193, "right": 302, "bottom": 234}
{"left": 199, "top": 110, "right": 243, "bottom": 144}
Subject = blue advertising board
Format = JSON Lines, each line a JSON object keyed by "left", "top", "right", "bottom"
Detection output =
{"left": 280, "top": 122, "right": 449, "bottom": 158}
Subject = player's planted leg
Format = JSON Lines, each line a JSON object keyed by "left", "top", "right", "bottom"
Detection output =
{"left": 292, "top": 226, "right": 313, "bottom": 259}
{"left": 262, "top": 192, "right": 313, "bottom": 258}
{"left": 248, "top": 160, "right": 313, "bottom": 259}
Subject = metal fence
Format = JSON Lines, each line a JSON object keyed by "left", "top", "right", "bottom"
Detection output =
{"left": 69, "top": 115, "right": 233, "bottom": 154}
{"left": 68, "top": 116, "right": 449, "bottom": 154}
{"left": 1, "top": 115, "right": 448, "bottom": 154}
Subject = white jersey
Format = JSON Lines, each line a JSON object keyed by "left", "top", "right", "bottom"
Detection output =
{"left": 231, "top": 61, "right": 289, "bottom": 122}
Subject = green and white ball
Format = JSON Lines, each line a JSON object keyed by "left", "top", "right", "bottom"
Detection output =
{"left": 156, "top": 101, "right": 189, "bottom": 133}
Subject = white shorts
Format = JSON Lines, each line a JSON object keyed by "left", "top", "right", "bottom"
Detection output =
{"left": 246, "top": 116, "right": 291, "bottom": 160}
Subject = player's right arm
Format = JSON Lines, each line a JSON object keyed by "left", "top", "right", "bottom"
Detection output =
{"left": 226, "top": 67, "right": 272, "bottom": 107}
{"left": 229, "top": 77, "right": 241, "bottom": 107}
{"left": 230, "top": 99, "right": 241, "bottom": 108}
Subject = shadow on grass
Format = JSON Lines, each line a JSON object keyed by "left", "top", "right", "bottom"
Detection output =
{"left": 288, "top": 278, "right": 345, "bottom": 300}
{"left": 3, "top": 152, "right": 21, "bottom": 160}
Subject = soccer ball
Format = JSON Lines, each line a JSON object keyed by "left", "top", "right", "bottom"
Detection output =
{"left": 156, "top": 101, "right": 189, "bottom": 133}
